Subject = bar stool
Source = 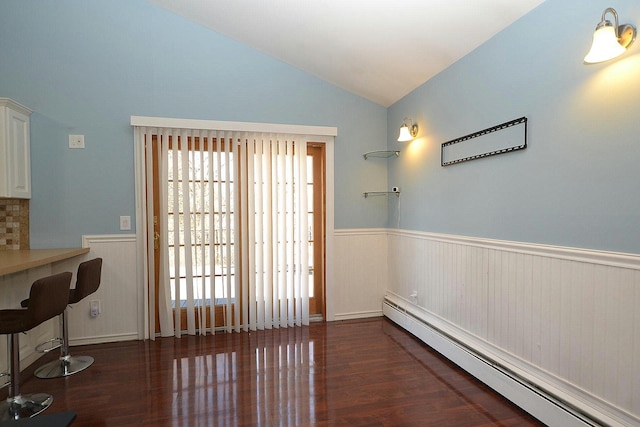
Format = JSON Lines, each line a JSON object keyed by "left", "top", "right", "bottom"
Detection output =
{"left": 0, "top": 272, "right": 72, "bottom": 421}
{"left": 24, "top": 258, "right": 102, "bottom": 379}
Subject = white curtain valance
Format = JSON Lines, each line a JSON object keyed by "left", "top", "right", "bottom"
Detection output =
{"left": 131, "top": 116, "right": 337, "bottom": 138}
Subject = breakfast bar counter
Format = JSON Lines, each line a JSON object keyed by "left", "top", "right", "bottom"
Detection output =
{"left": 0, "top": 248, "right": 90, "bottom": 276}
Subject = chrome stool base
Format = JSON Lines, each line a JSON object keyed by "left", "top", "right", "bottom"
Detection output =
{"left": 34, "top": 355, "right": 94, "bottom": 379}
{"left": 0, "top": 393, "right": 53, "bottom": 421}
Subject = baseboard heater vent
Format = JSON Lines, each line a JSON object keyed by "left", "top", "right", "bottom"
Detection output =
{"left": 383, "top": 298, "right": 605, "bottom": 427}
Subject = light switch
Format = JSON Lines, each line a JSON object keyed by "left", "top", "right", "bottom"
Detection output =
{"left": 120, "top": 215, "right": 131, "bottom": 231}
{"left": 69, "top": 134, "right": 85, "bottom": 149}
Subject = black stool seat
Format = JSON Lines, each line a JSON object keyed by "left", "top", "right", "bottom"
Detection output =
{"left": 22, "top": 258, "right": 102, "bottom": 379}
{"left": 0, "top": 272, "right": 72, "bottom": 421}
{"left": 0, "top": 274, "right": 71, "bottom": 334}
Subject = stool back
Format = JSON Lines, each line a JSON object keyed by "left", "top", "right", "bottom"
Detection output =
{"left": 24, "top": 272, "right": 73, "bottom": 331}
{"left": 69, "top": 258, "right": 102, "bottom": 304}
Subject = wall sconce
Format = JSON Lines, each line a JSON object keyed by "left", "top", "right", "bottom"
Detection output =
{"left": 397, "top": 118, "right": 418, "bottom": 142}
{"left": 584, "top": 7, "right": 636, "bottom": 64}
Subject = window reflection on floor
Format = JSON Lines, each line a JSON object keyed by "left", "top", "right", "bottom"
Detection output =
{"left": 170, "top": 329, "right": 316, "bottom": 427}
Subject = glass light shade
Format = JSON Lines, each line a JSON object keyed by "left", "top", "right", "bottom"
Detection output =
{"left": 397, "top": 125, "right": 413, "bottom": 142}
{"left": 584, "top": 24, "right": 626, "bottom": 63}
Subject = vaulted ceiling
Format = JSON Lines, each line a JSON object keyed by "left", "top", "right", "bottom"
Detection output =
{"left": 146, "top": 0, "right": 545, "bottom": 106}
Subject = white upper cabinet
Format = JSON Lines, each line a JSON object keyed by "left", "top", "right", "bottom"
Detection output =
{"left": 0, "top": 98, "right": 32, "bottom": 199}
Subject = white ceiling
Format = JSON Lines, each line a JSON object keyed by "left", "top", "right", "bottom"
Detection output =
{"left": 146, "top": 0, "right": 545, "bottom": 107}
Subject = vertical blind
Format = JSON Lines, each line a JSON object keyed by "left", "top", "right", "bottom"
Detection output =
{"left": 134, "top": 126, "right": 310, "bottom": 337}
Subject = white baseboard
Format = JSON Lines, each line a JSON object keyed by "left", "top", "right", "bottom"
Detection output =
{"left": 334, "top": 310, "right": 383, "bottom": 321}
{"left": 69, "top": 333, "right": 138, "bottom": 347}
{"left": 383, "top": 301, "right": 601, "bottom": 427}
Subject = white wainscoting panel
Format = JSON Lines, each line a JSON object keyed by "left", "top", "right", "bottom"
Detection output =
{"left": 332, "top": 229, "right": 388, "bottom": 320}
{"left": 54, "top": 235, "right": 139, "bottom": 345}
{"left": 387, "top": 229, "right": 640, "bottom": 427}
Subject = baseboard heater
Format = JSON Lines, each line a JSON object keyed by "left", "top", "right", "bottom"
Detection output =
{"left": 382, "top": 298, "right": 608, "bottom": 427}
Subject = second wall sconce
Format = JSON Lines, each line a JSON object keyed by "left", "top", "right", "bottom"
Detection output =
{"left": 397, "top": 118, "right": 418, "bottom": 142}
{"left": 584, "top": 7, "right": 636, "bottom": 64}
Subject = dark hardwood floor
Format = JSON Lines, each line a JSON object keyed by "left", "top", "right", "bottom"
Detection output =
{"left": 11, "top": 318, "right": 544, "bottom": 426}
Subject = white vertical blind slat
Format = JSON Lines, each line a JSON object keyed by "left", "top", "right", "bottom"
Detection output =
{"left": 255, "top": 136, "right": 265, "bottom": 330}
{"left": 285, "top": 138, "right": 295, "bottom": 326}
{"left": 158, "top": 130, "right": 173, "bottom": 336}
{"left": 264, "top": 138, "right": 274, "bottom": 329}
{"left": 232, "top": 133, "right": 243, "bottom": 333}
{"left": 298, "top": 138, "right": 309, "bottom": 326}
{"left": 197, "top": 129, "right": 207, "bottom": 336}
{"left": 246, "top": 135, "right": 257, "bottom": 330}
{"left": 181, "top": 128, "right": 196, "bottom": 336}
{"left": 170, "top": 128, "right": 182, "bottom": 337}
{"left": 238, "top": 139, "right": 249, "bottom": 332}
{"left": 142, "top": 128, "right": 156, "bottom": 339}
{"left": 224, "top": 131, "right": 235, "bottom": 333}
{"left": 277, "top": 138, "right": 287, "bottom": 328}
{"left": 293, "top": 138, "right": 301, "bottom": 326}
{"left": 207, "top": 130, "right": 216, "bottom": 334}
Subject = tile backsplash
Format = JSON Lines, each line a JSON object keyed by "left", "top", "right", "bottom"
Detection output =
{"left": 0, "top": 199, "right": 29, "bottom": 250}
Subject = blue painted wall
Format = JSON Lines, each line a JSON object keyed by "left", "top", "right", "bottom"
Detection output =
{"left": 388, "top": 0, "right": 640, "bottom": 254}
{"left": 0, "top": 0, "right": 388, "bottom": 248}
{"left": 2, "top": 0, "right": 639, "bottom": 254}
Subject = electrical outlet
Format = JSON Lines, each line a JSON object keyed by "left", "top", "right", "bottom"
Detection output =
{"left": 410, "top": 290, "right": 418, "bottom": 303}
{"left": 90, "top": 300, "right": 100, "bottom": 318}
{"left": 68, "top": 134, "right": 85, "bottom": 149}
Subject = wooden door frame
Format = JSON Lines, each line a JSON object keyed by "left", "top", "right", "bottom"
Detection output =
{"left": 307, "top": 144, "right": 326, "bottom": 319}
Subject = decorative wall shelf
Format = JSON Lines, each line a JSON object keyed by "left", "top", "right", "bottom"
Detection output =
{"left": 363, "top": 191, "right": 400, "bottom": 198}
{"left": 363, "top": 150, "right": 399, "bottom": 160}
{"left": 363, "top": 150, "right": 400, "bottom": 198}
